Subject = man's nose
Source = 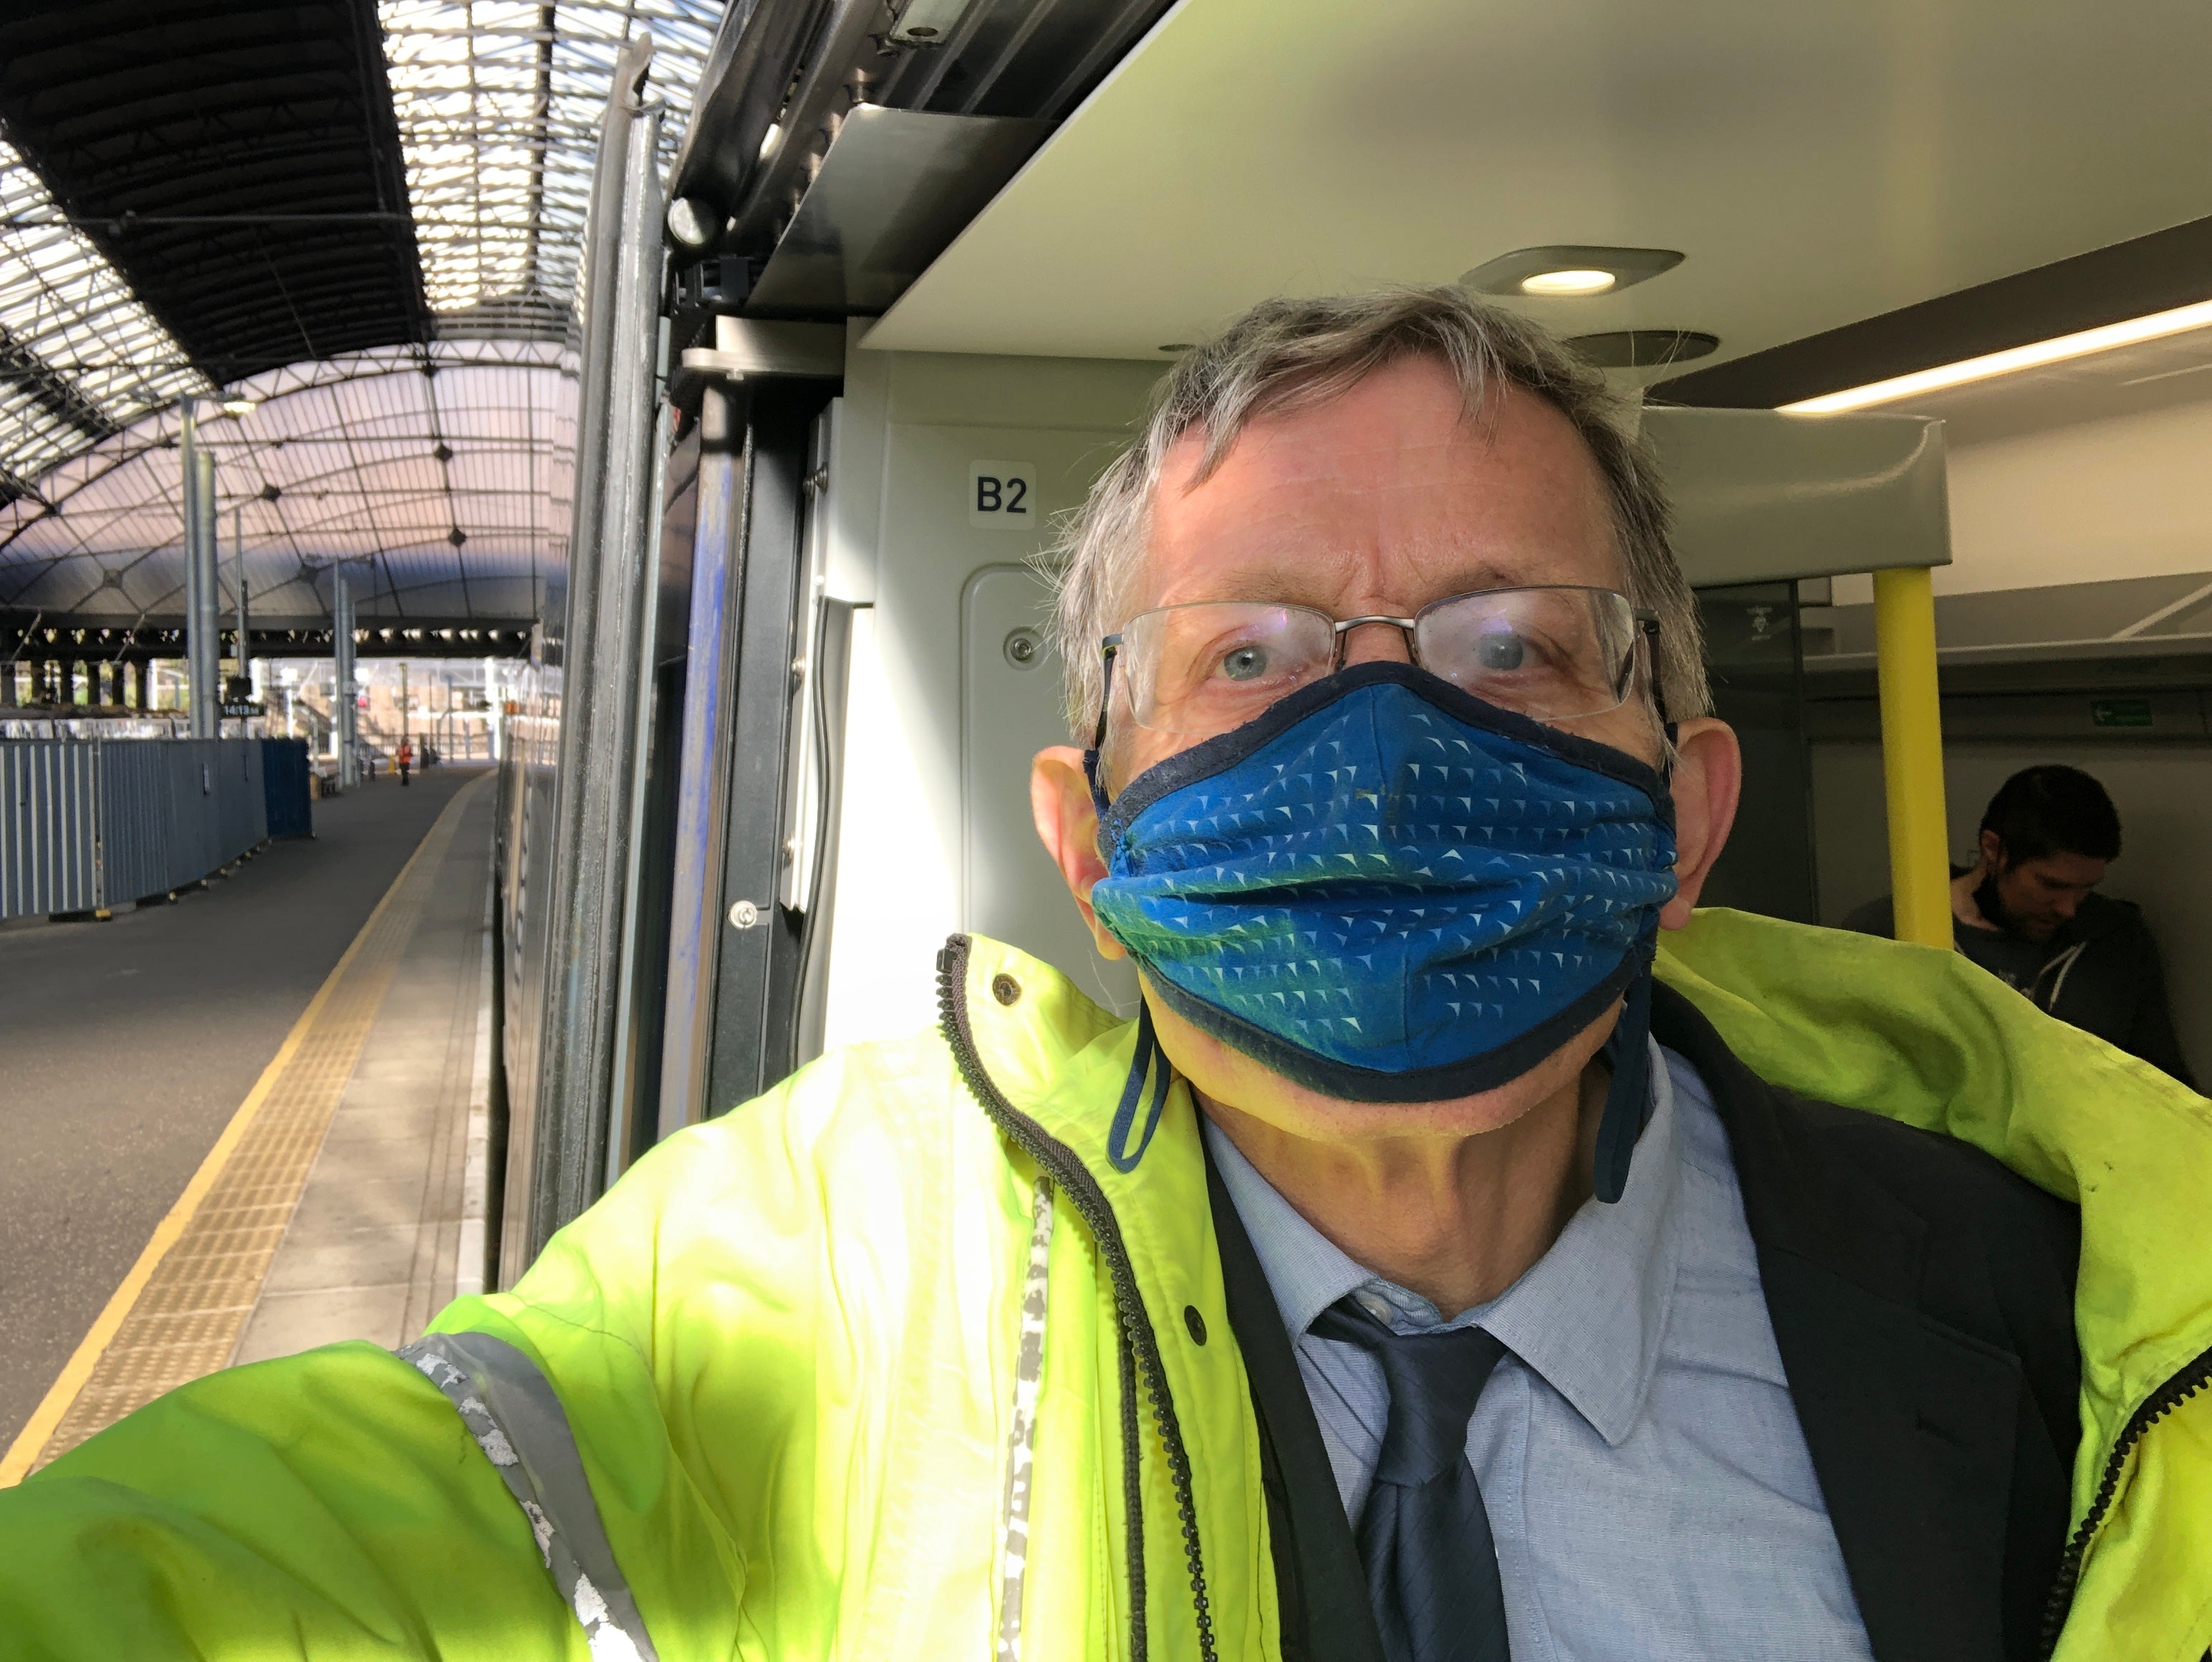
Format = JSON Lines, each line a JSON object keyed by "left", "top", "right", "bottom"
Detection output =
{"left": 2053, "top": 891, "right": 2082, "bottom": 918}
{"left": 1339, "top": 618, "right": 1415, "bottom": 666}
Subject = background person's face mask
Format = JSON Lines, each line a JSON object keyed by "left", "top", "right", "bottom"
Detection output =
{"left": 1086, "top": 661, "right": 1677, "bottom": 1199}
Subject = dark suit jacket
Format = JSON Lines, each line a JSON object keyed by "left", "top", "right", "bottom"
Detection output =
{"left": 1211, "top": 982, "right": 2083, "bottom": 1662}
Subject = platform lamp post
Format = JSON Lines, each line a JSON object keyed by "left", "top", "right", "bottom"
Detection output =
{"left": 332, "top": 564, "right": 359, "bottom": 790}
{"left": 232, "top": 503, "right": 250, "bottom": 731}
{"left": 178, "top": 398, "right": 222, "bottom": 739}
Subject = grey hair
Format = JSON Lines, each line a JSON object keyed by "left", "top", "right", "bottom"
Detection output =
{"left": 1044, "top": 287, "right": 1710, "bottom": 742}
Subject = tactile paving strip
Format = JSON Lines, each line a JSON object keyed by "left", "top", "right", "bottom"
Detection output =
{"left": 29, "top": 793, "right": 473, "bottom": 1472}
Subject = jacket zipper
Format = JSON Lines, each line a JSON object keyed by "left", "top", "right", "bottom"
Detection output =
{"left": 2037, "top": 1341, "right": 2212, "bottom": 1658}
{"left": 937, "top": 938, "right": 1218, "bottom": 1662}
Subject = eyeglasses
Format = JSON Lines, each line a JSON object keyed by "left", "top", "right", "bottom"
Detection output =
{"left": 1097, "top": 587, "right": 1660, "bottom": 741}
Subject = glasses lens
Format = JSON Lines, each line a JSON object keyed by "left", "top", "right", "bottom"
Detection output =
{"left": 1414, "top": 587, "right": 1638, "bottom": 719}
{"left": 1122, "top": 603, "right": 1336, "bottom": 733}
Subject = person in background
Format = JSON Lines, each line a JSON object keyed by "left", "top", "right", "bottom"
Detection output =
{"left": 396, "top": 737, "right": 413, "bottom": 787}
{"left": 1843, "top": 763, "right": 2194, "bottom": 1086}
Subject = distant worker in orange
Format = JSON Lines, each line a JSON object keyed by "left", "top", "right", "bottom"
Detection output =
{"left": 396, "top": 738, "right": 413, "bottom": 787}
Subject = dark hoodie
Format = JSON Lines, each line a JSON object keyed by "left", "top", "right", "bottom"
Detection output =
{"left": 1842, "top": 883, "right": 2196, "bottom": 1087}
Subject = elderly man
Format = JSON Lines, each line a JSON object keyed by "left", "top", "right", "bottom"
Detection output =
{"left": 1, "top": 291, "right": 2204, "bottom": 1662}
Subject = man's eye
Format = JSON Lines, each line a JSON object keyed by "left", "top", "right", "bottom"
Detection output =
{"left": 1476, "top": 631, "right": 1528, "bottom": 673}
{"left": 1220, "top": 645, "right": 1270, "bottom": 681}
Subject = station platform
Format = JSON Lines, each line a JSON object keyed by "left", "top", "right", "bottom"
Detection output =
{"left": 0, "top": 766, "right": 496, "bottom": 1477}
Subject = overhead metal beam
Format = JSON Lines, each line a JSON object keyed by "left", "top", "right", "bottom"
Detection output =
{"left": 0, "top": 323, "right": 117, "bottom": 448}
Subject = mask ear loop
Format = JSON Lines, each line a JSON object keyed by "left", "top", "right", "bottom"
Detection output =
{"left": 1592, "top": 615, "right": 1673, "bottom": 1204}
{"left": 1106, "top": 999, "right": 1172, "bottom": 1173}
{"left": 1083, "top": 637, "right": 1170, "bottom": 1174}
{"left": 1592, "top": 944, "right": 1656, "bottom": 1205}
{"left": 1082, "top": 638, "right": 1120, "bottom": 821}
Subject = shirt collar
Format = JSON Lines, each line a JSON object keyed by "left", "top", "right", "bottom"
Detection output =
{"left": 1203, "top": 1039, "right": 1688, "bottom": 1448}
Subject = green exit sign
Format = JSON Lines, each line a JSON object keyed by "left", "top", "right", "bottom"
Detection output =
{"left": 2090, "top": 697, "right": 2154, "bottom": 729}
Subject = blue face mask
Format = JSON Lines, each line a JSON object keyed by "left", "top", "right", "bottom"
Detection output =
{"left": 1086, "top": 661, "right": 1678, "bottom": 1199}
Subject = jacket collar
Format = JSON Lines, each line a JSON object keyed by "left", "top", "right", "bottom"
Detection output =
{"left": 938, "top": 934, "right": 1267, "bottom": 1662}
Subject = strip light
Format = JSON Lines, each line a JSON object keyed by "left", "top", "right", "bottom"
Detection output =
{"left": 1781, "top": 297, "right": 2212, "bottom": 413}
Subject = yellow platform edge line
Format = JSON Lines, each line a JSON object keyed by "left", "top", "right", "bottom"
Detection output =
{"left": 0, "top": 781, "right": 484, "bottom": 1486}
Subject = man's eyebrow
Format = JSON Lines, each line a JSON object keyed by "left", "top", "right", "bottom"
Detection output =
{"left": 1182, "top": 553, "right": 1537, "bottom": 607}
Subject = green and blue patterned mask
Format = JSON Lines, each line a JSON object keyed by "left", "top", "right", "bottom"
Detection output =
{"left": 1087, "top": 661, "right": 1677, "bottom": 1200}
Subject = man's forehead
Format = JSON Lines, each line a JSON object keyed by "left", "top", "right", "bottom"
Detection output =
{"left": 2023, "top": 851, "right": 2108, "bottom": 883}
{"left": 1143, "top": 378, "right": 1623, "bottom": 609}
{"left": 1158, "top": 362, "right": 1531, "bottom": 479}
{"left": 1148, "top": 537, "right": 1585, "bottom": 603}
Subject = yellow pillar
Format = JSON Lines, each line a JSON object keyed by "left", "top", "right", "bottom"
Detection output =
{"left": 1873, "top": 565, "right": 1953, "bottom": 948}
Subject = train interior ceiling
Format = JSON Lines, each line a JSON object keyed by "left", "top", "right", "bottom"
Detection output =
{"left": 5, "top": 0, "right": 2212, "bottom": 1279}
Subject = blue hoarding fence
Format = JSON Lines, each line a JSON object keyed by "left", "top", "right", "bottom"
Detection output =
{"left": 0, "top": 737, "right": 274, "bottom": 921}
{"left": 261, "top": 739, "right": 314, "bottom": 840}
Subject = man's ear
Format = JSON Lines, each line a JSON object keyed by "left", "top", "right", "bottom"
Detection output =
{"left": 1659, "top": 717, "right": 1743, "bottom": 929}
{"left": 1978, "top": 827, "right": 2004, "bottom": 871}
{"left": 1032, "top": 746, "right": 1127, "bottom": 960}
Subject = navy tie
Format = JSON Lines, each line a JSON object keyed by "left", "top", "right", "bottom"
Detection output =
{"left": 1311, "top": 1297, "right": 1513, "bottom": 1662}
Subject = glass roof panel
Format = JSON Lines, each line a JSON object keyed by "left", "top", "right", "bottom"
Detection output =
{"left": 0, "top": 340, "right": 575, "bottom": 628}
{"left": 381, "top": 0, "right": 721, "bottom": 325}
{"left": 4, "top": 1, "right": 717, "bottom": 602}
{"left": 0, "top": 136, "right": 208, "bottom": 496}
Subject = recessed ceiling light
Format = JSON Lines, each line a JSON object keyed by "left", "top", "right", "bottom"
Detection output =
{"left": 1521, "top": 269, "right": 1617, "bottom": 297}
{"left": 219, "top": 397, "right": 257, "bottom": 416}
{"left": 1781, "top": 297, "right": 2212, "bottom": 413}
{"left": 1463, "top": 246, "right": 1684, "bottom": 298}
{"left": 890, "top": 0, "right": 975, "bottom": 45}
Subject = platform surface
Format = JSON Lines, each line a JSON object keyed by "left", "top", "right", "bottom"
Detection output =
{"left": 0, "top": 765, "right": 489, "bottom": 1454}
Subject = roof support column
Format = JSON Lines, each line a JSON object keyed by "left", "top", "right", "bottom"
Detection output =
{"left": 181, "top": 399, "right": 219, "bottom": 739}
{"left": 334, "top": 570, "right": 357, "bottom": 789}
{"left": 233, "top": 505, "right": 250, "bottom": 723}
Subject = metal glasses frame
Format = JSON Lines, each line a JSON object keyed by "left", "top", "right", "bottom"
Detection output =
{"left": 1090, "top": 587, "right": 1665, "bottom": 749}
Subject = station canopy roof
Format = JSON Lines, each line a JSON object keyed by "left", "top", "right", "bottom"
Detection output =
{"left": 0, "top": 0, "right": 721, "bottom": 630}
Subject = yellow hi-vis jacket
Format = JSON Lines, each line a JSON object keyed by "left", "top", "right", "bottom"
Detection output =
{"left": 0, "top": 911, "right": 2206, "bottom": 1660}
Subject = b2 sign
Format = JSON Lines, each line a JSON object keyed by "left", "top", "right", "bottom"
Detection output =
{"left": 969, "top": 460, "right": 1038, "bottom": 529}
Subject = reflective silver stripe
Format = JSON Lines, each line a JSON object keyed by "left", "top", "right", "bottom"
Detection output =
{"left": 400, "top": 1331, "right": 660, "bottom": 1662}
{"left": 997, "top": 1176, "right": 1056, "bottom": 1662}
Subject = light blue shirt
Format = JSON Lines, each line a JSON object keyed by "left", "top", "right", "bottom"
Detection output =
{"left": 1205, "top": 1043, "right": 1875, "bottom": 1662}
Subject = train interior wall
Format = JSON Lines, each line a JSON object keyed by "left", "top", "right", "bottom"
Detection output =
{"left": 1800, "top": 340, "right": 2212, "bottom": 1087}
